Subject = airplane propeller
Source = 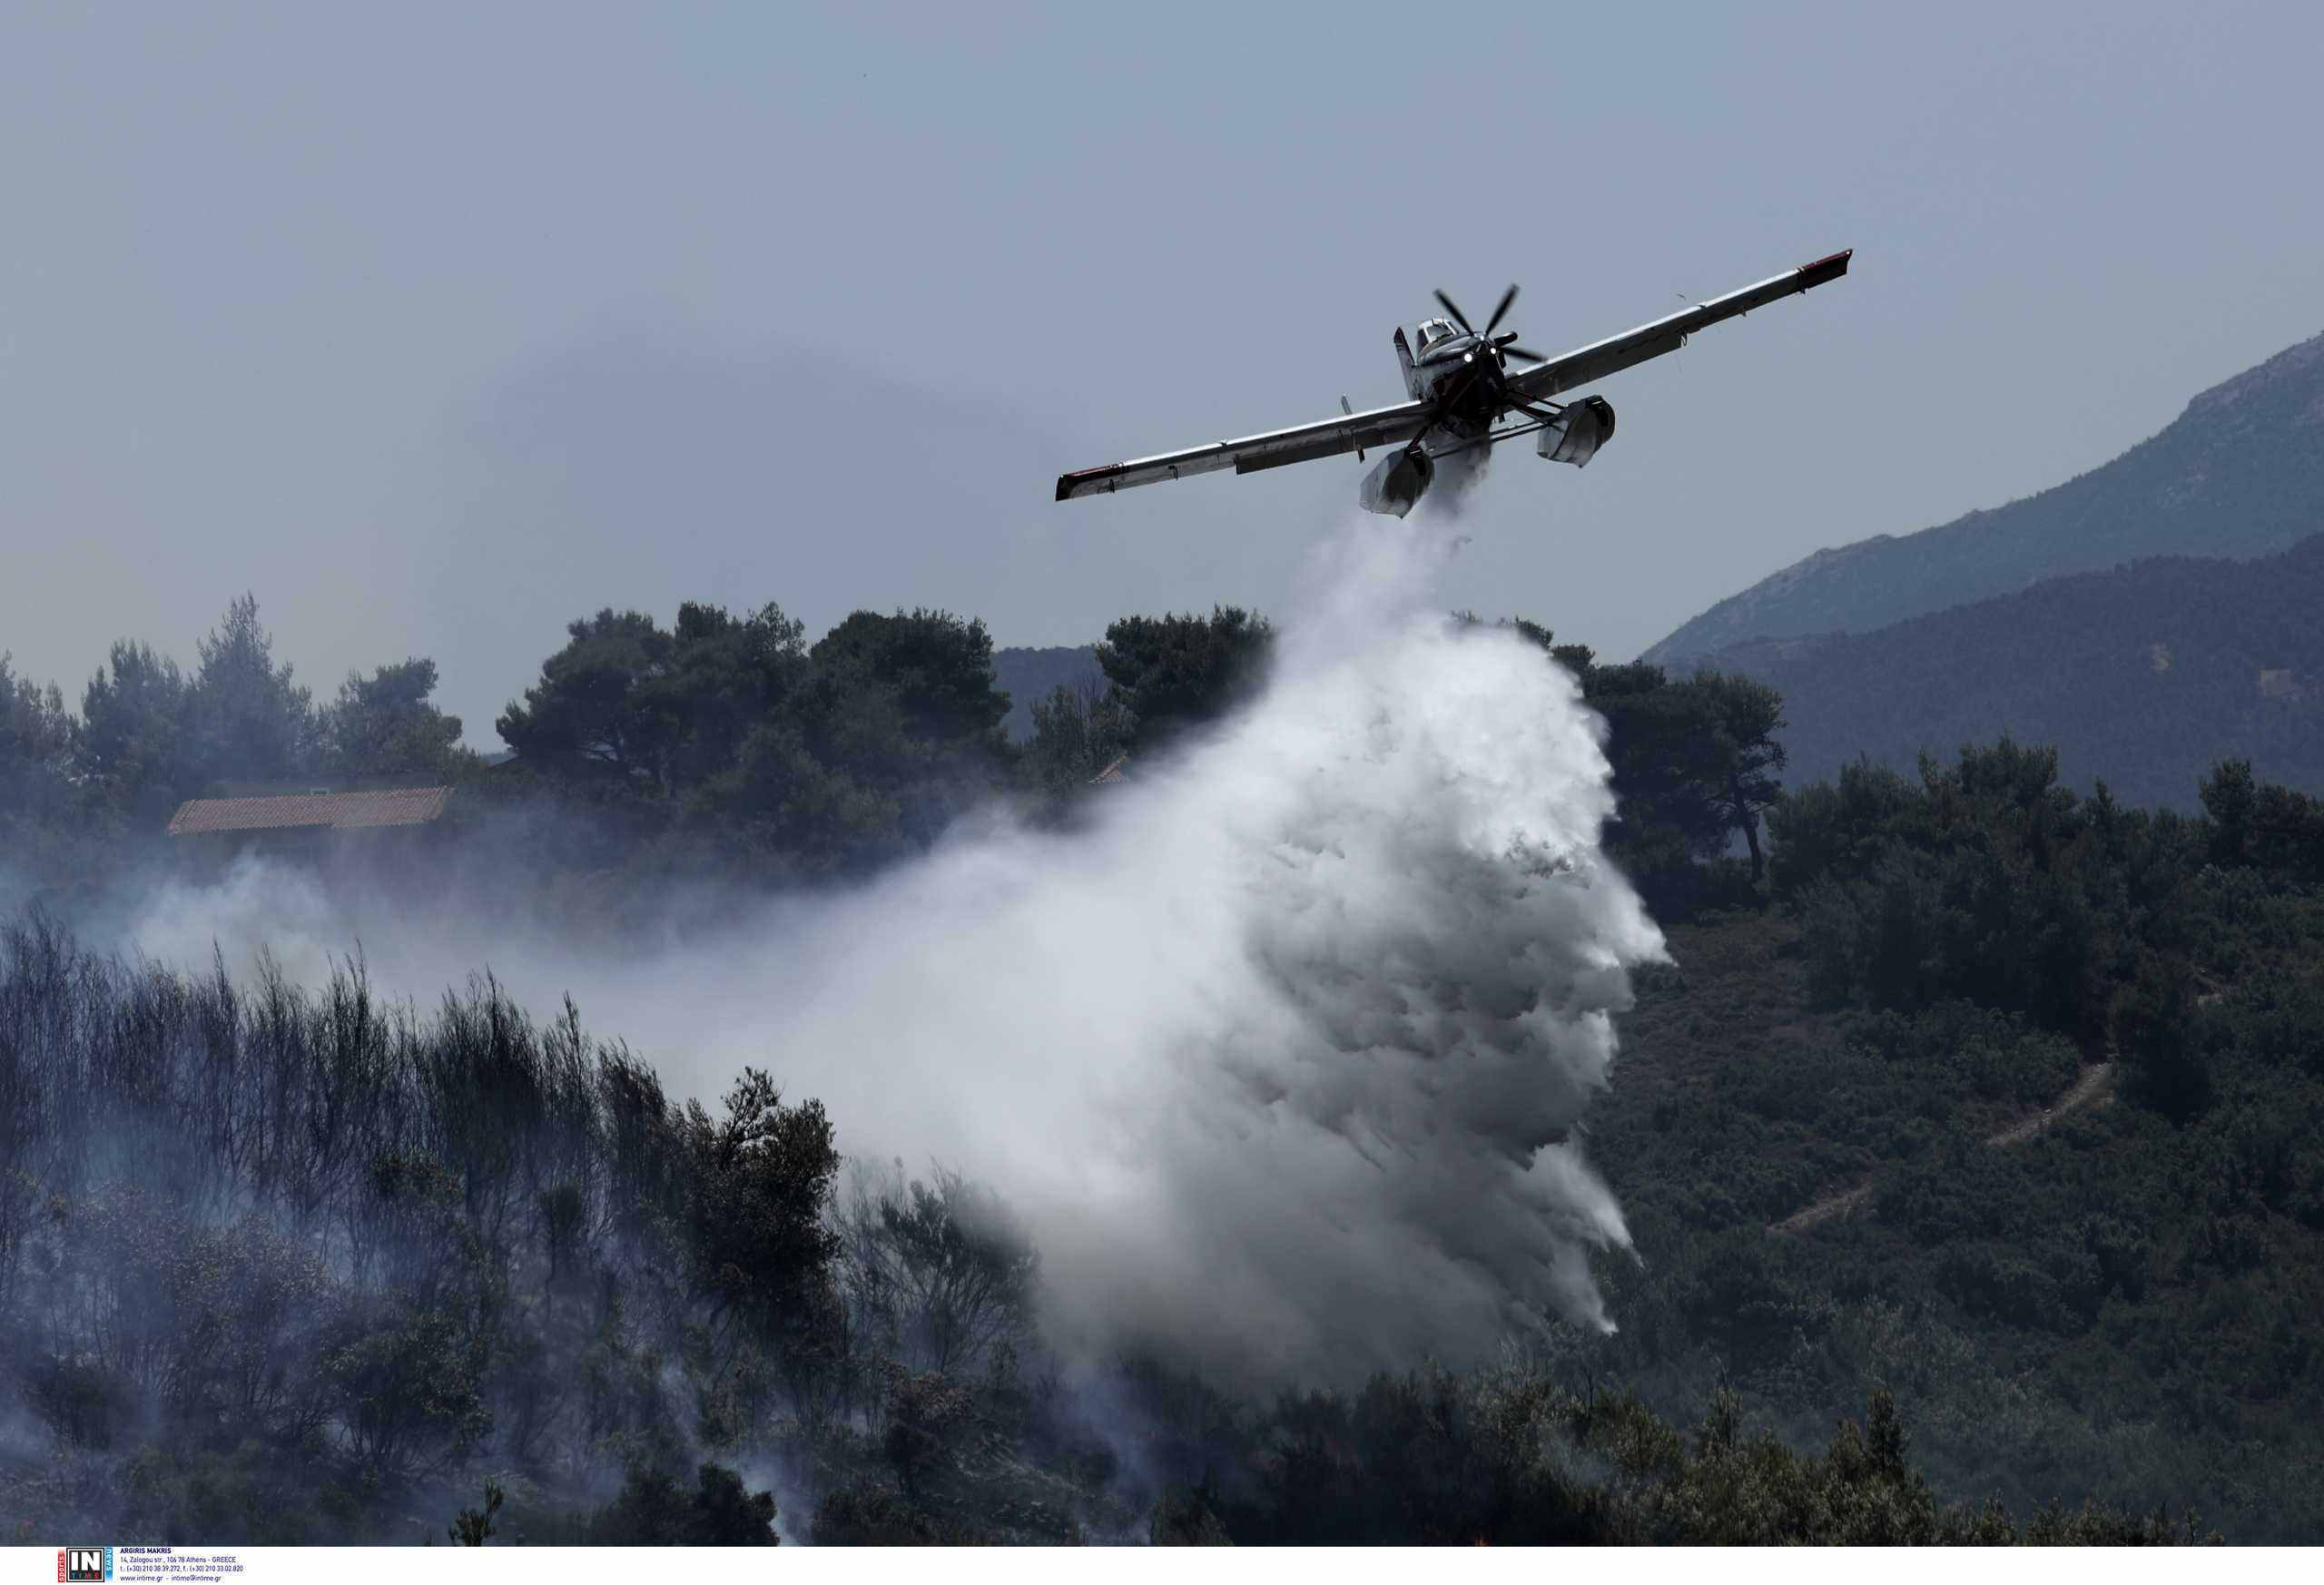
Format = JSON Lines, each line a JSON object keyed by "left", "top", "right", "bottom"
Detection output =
{"left": 1435, "top": 284, "right": 1543, "bottom": 364}
{"left": 1483, "top": 283, "right": 1519, "bottom": 337}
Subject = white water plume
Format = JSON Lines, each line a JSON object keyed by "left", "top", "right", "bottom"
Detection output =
{"left": 115, "top": 513, "right": 1667, "bottom": 1387}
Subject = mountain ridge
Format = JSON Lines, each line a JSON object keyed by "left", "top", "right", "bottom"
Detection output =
{"left": 1645, "top": 329, "right": 2324, "bottom": 663}
{"left": 991, "top": 644, "right": 1103, "bottom": 741}
{"left": 1673, "top": 532, "right": 2324, "bottom": 809}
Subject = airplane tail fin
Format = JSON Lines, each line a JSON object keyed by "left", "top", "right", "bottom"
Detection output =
{"left": 1393, "top": 327, "right": 1418, "bottom": 399}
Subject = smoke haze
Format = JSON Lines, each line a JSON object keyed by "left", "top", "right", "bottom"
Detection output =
{"left": 102, "top": 514, "right": 1666, "bottom": 1387}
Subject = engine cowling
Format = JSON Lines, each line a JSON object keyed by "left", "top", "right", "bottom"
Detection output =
{"left": 1359, "top": 445, "right": 1434, "bottom": 517}
{"left": 1537, "top": 396, "right": 1615, "bottom": 468}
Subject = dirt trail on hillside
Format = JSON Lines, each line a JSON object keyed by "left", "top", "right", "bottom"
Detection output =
{"left": 1768, "top": 1059, "right": 2117, "bottom": 1235}
{"left": 1984, "top": 1060, "right": 2116, "bottom": 1147}
{"left": 1770, "top": 1179, "right": 1876, "bottom": 1234}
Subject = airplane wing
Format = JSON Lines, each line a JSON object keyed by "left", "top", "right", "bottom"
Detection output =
{"left": 1055, "top": 396, "right": 1433, "bottom": 502}
{"left": 1503, "top": 249, "right": 1851, "bottom": 404}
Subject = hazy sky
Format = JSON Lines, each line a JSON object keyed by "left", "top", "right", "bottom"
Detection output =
{"left": 5, "top": 1, "right": 2319, "bottom": 747}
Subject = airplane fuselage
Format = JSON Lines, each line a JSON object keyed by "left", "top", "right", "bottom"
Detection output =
{"left": 1363, "top": 318, "right": 1535, "bottom": 514}
{"left": 1403, "top": 322, "right": 1514, "bottom": 434}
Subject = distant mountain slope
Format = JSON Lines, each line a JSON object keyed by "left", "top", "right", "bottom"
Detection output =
{"left": 1646, "top": 330, "right": 2324, "bottom": 663}
{"left": 991, "top": 645, "right": 1101, "bottom": 742}
{"left": 1681, "top": 534, "right": 2324, "bottom": 810}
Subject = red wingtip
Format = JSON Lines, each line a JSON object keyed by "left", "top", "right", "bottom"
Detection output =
{"left": 1801, "top": 248, "right": 1854, "bottom": 274}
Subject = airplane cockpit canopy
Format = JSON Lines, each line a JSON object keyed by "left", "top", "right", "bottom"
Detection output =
{"left": 1418, "top": 318, "right": 1457, "bottom": 348}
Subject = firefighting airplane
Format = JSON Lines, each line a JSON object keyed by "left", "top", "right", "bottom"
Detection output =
{"left": 1055, "top": 249, "right": 1851, "bottom": 517}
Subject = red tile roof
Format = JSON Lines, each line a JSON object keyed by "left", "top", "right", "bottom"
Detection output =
{"left": 166, "top": 786, "right": 453, "bottom": 837}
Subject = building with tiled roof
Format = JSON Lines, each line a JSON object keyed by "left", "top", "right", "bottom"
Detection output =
{"left": 165, "top": 778, "right": 454, "bottom": 840}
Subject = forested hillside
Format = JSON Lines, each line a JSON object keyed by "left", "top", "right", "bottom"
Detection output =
{"left": 6, "top": 594, "right": 2318, "bottom": 1542}
{"left": 1646, "top": 329, "right": 2324, "bottom": 662}
{"left": 1671, "top": 533, "right": 2324, "bottom": 808}
{"left": 1581, "top": 747, "right": 2324, "bottom": 1541}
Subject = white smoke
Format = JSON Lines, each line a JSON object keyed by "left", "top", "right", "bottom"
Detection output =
{"left": 113, "top": 513, "right": 1667, "bottom": 1387}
